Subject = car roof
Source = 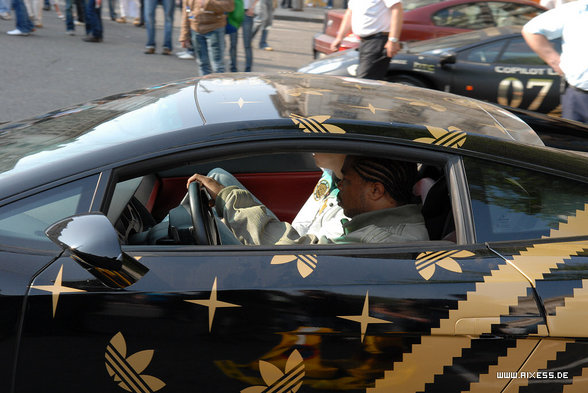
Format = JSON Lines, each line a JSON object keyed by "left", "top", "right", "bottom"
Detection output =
{"left": 0, "top": 72, "right": 567, "bottom": 199}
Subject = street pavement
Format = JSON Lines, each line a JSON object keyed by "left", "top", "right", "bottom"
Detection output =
{"left": 0, "top": 5, "right": 330, "bottom": 123}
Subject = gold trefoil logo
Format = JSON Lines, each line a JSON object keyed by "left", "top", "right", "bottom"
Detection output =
{"left": 415, "top": 250, "right": 474, "bottom": 280}
{"left": 105, "top": 332, "right": 165, "bottom": 392}
{"left": 414, "top": 125, "right": 467, "bottom": 149}
{"left": 242, "top": 350, "right": 306, "bottom": 393}
{"left": 271, "top": 255, "right": 318, "bottom": 278}
{"left": 290, "top": 114, "right": 346, "bottom": 134}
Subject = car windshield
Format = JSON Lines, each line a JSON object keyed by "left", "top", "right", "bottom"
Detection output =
{"left": 407, "top": 29, "right": 505, "bottom": 55}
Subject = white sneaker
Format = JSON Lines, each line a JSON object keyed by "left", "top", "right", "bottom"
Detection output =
{"left": 0, "top": 12, "right": 11, "bottom": 20}
{"left": 7, "top": 28, "right": 30, "bottom": 36}
{"left": 177, "top": 51, "right": 195, "bottom": 60}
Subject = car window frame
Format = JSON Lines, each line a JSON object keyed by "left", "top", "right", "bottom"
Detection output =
{"left": 95, "top": 136, "right": 473, "bottom": 251}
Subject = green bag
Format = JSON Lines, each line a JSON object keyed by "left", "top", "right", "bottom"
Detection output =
{"left": 227, "top": 0, "right": 245, "bottom": 32}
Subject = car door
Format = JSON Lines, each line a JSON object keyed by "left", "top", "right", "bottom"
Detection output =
{"left": 463, "top": 155, "right": 588, "bottom": 391}
{"left": 14, "top": 153, "right": 545, "bottom": 393}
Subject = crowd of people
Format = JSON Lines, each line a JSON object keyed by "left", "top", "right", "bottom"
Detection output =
{"left": 1, "top": 0, "right": 284, "bottom": 72}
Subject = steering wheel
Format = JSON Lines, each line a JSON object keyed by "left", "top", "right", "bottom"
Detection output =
{"left": 188, "top": 181, "right": 220, "bottom": 245}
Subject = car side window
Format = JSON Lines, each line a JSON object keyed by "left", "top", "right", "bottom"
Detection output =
{"left": 486, "top": 2, "right": 542, "bottom": 26}
{"left": 460, "top": 40, "right": 504, "bottom": 63}
{"left": 496, "top": 38, "right": 545, "bottom": 66}
{"left": 464, "top": 157, "right": 587, "bottom": 242}
{"left": 496, "top": 37, "right": 561, "bottom": 66}
{"left": 432, "top": 4, "right": 494, "bottom": 29}
{"left": 0, "top": 175, "right": 99, "bottom": 248}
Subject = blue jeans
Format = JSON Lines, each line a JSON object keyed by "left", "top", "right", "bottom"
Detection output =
{"left": 191, "top": 27, "right": 225, "bottom": 76}
{"left": 11, "top": 0, "right": 34, "bottom": 33}
{"left": 0, "top": 0, "right": 10, "bottom": 14}
{"left": 144, "top": 0, "right": 174, "bottom": 50}
{"left": 85, "top": 0, "right": 102, "bottom": 38}
{"left": 228, "top": 15, "right": 254, "bottom": 72}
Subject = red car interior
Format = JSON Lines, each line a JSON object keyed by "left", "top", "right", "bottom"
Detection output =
{"left": 151, "top": 171, "right": 322, "bottom": 224}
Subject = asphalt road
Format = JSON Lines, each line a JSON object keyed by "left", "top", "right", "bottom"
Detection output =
{"left": 0, "top": 8, "right": 323, "bottom": 123}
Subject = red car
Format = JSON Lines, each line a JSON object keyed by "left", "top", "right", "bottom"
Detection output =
{"left": 313, "top": 0, "right": 545, "bottom": 58}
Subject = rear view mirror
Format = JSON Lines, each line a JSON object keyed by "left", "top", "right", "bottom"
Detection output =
{"left": 46, "top": 213, "right": 148, "bottom": 289}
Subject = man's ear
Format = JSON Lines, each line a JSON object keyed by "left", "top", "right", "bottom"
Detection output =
{"left": 369, "top": 182, "right": 387, "bottom": 200}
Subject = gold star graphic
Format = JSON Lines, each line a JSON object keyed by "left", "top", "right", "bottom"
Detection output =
{"left": 31, "top": 265, "right": 86, "bottom": 318}
{"left": 349, "top": 103, "right": 393, "bottom": 114}
{"left": 221, "top": 97, "right": 262, "bottom": 108}
{"left": 185, "top": 277, "right": 241, "bottom": 332}
{"left": 337, "top": 291, "right": 391, "bottom": 342}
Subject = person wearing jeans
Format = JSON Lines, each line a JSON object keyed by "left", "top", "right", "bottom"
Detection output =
{"left": 6, "top": 0, "right": 34, "bottom": 35}
{"left": 191, "top": 27, "right": 225, "bottom": 74}
{"left": 0, "top": 0, "right": 11, "bottom": 20}
{"left": 83, "top": 0, "right": 103, "bottom": 42}
{"left": 179, "top": 0, "right": 233, "bottom": 75}
{"left": 144, "top": 0, "right": 175, "bottom": 54}
{"left": 229, "top": 0, "right": 255, "bottom": 72}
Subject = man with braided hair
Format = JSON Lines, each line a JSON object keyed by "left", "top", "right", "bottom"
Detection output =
{"left": 187, "top": 155, "right": 428, "bottom": 245}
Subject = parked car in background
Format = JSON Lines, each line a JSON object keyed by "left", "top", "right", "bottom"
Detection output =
{"left": 313, "top": 0, "right": 545, "bottom": 58}
{"left": 302, "top": 26, "right": 562, "bottom": 115}
{"left": 2, "top": 73, "right": 588, "bottom": 392}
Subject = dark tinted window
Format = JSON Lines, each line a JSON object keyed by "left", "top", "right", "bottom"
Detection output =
{"left": 464, "top": 157, "right": 587, "bottom": 242}
{"left": 497, "top": 38, "right": 544, "bottom": 65}
{"left": 0, "top": 175, "right": 98, "bottom": 248}
{"left": 460, "top": 40, "right": 505, "bottom": 63}
{"left": 433, "top": 4, "right": 494, "bottom": 29}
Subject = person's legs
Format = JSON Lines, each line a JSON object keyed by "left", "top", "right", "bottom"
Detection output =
{"left": 242, "top": 14, "right": 253, "bottom": 71}
{"left": 84, "top": 0, "right": 102, "bottom": 38}
{"left": 144, "top": 0, "right": 156, "bottom": 49}
{"left": 562, "top": 87, "right": 588, "bottom": 124}
{"left": 162, "top": 0, "right": 174, "bottom": 51}
{"left": 64, "top": 0, "right": 74, "bottom": 30}
{"left": 192, "top": 30, "right": 212, "bottom": 76}
{"left": 229, "top": 30, "right": 238, "bottom": 72}
{"left": 108, "top": 0, "right": 116, "bottom": 19}
{"left": 207, "top": 26, "right": 226, "bottom": 73}
{"left": 74, "top": 0, "right": 85, "bottom": 22}
{"left": 357, "top": 35, "right": 390, "bottom": 80}
{"left": 10, "top": 0, "right": 34, "bottom": 33}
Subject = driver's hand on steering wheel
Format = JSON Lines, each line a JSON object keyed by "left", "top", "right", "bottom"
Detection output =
{"left": 186, "top": 173, "right": 225, "bottom": 201}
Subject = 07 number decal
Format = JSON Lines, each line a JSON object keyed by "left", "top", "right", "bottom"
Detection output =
{"left": 497, "top": 78, "right": 554, "bottom": 111}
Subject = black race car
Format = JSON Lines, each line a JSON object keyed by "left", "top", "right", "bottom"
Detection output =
{"left": 299, "top": 26, "right": 563, "bottom": 116}
{"left": 1, "top": 73, "right": 588, "bottom": 393}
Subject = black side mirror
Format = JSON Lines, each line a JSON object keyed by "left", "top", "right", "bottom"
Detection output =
{"left": 439, "top": 51, "right": 457, "bottom": 66}
{"left": 46, "top": 213, "right": 148, "bottom": 289}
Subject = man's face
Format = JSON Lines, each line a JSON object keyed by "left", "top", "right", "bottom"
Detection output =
{"left": 337, "top": 158, "right": 368, "bottom": 218}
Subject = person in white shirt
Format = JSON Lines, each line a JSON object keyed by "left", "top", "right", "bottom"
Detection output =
{"left": 330, "top": 0, "right": 403, "bottom": 79}
{"left": 522, "top": 0, "right": 588, "bottom": 123}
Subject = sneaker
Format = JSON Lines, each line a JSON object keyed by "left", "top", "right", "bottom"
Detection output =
{"left": 0, "top": 12, "right": 11, "bottom": 20}
{"left": 161, "top": 47, "right": 172, "bottom": 55}
{"left": 133, "top": 17, "right": 141, "bottom": 25}
{"left": 115, "top": 17, "right": 126, "bottom": 23}
{"left": 7, "top": 28, "right": 30, "bottom": 36}
{"left": 74, "top": 20, "right": 83, "bottom": 25}
{"left": 176, "top": 51, "right": 195, "bottom": 60}
{"left": 144, "top": 47, "right": 155, "bottom": 54}
{"left": 262, "top": 46, "right": 273, "bottom": 51}
{"left": 57, "top": 13, "right": 64, "bottom": 19}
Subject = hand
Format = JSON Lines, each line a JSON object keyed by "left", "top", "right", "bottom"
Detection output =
{"left": 181, "top": 39, "right": 190, "bottom": 48}
{"left": 245, "top": 8, "right": 255, "bottom": 17}
{"left": 330, "top": 37, "right": 342, "bottom": 52}
{"left": 384, "top": 40, "right": 400, "bottom": 58}
{"left": 187, "top": 173, "right": 225, "bottom": 200}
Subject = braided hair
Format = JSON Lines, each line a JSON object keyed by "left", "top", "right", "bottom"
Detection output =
{"left": 348, "top": 156, "right": 417, "bottom": 205}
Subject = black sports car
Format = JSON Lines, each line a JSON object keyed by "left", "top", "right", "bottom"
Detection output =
{"left": 299, "top": 26, "right": 563, "bottom": 116}
{"left": 1, "top": 73, "right": 588, "bottom": 393}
